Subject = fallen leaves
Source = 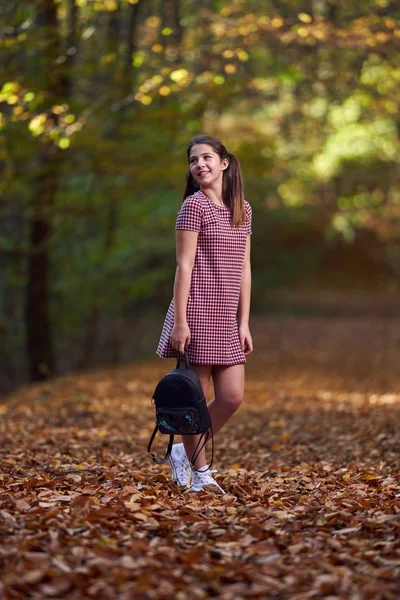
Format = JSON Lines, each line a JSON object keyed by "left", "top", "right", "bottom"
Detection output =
{"left": 1, "top": 317, "right": 400, "bottom": 598}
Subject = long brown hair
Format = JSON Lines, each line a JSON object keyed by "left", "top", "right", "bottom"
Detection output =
{"left": 183, "top": 135, "right": 245, "bottom": 227}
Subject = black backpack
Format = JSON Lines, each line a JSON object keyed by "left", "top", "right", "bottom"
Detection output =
{"left": 148, "top": 352, "right": 214, "bottom": 468}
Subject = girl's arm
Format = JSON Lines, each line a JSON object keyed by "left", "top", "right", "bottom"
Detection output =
{"left": 170, "top": 230, "right": 198, "bottom": 354}
{"left": 238, "top": 236, "right": 253, "bottom": 355}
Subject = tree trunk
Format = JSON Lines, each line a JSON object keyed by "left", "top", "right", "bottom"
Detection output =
{"left": 161, "top": 0, "right": 182, "bottom": 61}
{"left": 79, "top": 1, "right": 143, "bottom": 368}
{"left": 313, "top": 0, "right": 338, "bottom": 21}
{"left": 26, "top": 0, "right": 74, "bottom": 381}
{"left": 120, "top": 0, "right": 141, "bottom": 100}
{"left": 26, "top": 150, "right": 60, "bottom": 380}
{"left": 66, "top": 0, "right": 78, "bottom": 96}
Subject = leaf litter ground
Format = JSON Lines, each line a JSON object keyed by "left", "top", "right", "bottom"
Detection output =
{"left": 1, "top": 316, "right": 399, "bottom": 599}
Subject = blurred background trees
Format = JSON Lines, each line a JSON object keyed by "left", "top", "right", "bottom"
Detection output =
{"left": 1, "top": 0, "right": 399, "bottom": 391}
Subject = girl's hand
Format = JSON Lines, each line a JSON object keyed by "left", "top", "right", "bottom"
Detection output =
{"left": 170, "top": 323, "right": 191, "bottom": 354}
{"left": 239, "top": 324, "right": 253, "bottom": 356}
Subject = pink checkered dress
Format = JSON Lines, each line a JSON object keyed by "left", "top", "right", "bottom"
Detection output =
{"left": 156, "top": 190, "right": 252, "bottom": 365}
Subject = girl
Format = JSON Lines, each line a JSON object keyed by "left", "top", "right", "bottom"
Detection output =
{"left": 156, "top": 135, "right": 253, "bottom": 493}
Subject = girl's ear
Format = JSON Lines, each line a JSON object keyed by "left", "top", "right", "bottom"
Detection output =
{"left": 221, "top": 158, "right": 229, "bottom": 171}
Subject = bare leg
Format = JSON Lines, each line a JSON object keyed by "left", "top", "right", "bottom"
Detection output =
{"left": 181, "top": 363, "right": 212, "bottom": 469}
{"left": 208, "top": 364, "right": 245, "bottom": 435}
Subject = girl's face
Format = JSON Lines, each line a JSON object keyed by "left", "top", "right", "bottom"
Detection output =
{"left": 189, "top": 144, "right": 228, "bottom": 189}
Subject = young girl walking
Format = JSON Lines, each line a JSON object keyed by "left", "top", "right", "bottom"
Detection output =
{"left": 156, "top": 135, "right": 253, "bottom": 494}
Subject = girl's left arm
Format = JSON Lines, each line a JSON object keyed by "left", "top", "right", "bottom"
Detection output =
{"left": 238, "top": 236, "right": 253, "bottom": 355}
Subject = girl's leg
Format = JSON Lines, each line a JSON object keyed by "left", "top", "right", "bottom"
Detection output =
{"left": 208, "top": 364, "right": 245, "bottom": 435}
{"left": 190, "top": 364, "right": 244, "bottom": 495}
{"left": 181, "top": 363, "right": 212, "bottom": 469}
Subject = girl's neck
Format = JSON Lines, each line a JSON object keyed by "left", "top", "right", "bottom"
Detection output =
{"left": 201, "top": 186, "right": 224, "bottom": 207}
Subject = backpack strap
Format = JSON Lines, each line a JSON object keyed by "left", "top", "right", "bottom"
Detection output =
{"left": 190, "top": 422, "right": 214, "bottom": 471}
{"left": 148, "top": 425, "right": 174, "bottom": 464}
{"left": 176, "top": 351, "right": 190, "bottom": 370}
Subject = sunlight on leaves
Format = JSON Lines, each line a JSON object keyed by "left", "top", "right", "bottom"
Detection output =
{"left": 170, "top": 68, "right": 188, "bottom": 83}
{"left": 28, "top": 114, "right": 47, "bottom": 136}
{"left": 58, "top": 138, "right": 70, "bottom": 149}
{"left": 298, "top": 13, "right": 313, "bottom": 24}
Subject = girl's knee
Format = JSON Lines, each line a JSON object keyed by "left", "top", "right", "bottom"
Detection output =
{"left": 224, "top": 391, "right": 243, "bottom": 413}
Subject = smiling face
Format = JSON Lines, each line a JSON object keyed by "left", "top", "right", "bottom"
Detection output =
{"left": 189, "top": 143, "right": 229, "bottom": 190}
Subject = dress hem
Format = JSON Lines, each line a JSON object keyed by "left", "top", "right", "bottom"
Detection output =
{"left": 156, "top": 352, "right": 246, "bottom": 366}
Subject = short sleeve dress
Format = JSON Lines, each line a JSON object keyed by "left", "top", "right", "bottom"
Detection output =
{"left": 156, "top": 190, "right": 252, "bottom": 365}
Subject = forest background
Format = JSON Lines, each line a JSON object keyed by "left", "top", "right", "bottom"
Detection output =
{"left": 1, "top": 0, "right": 399, "bottom": 393}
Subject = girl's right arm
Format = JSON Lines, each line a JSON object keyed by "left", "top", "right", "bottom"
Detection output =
{"left": 170, "top": 229, "right": 198, "bottom": 354}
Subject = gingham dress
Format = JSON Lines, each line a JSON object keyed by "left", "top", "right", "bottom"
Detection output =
{"left": 156, "top": 190, "right": 252, "bottom": 365}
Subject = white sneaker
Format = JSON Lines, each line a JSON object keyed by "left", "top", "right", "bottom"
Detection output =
{"left": 168, "top": 443, "right": 192, "bottom": 489}
{"left": 191, "top": 468, "right": 225, "bottom": 494}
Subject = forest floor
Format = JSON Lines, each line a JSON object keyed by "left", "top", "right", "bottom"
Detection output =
{"left": 1, "top": 311, "right": 400, "bottom": 599}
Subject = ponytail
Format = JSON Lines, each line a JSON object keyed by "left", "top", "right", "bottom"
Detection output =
{"left": 183, "top": 135, "right": 246, "bottom": 227}
{"left": 222, "top": 152, "right": 245, "bottom": 227}
{"left": 183, "top": 170, "right": 200, "bottom": 201}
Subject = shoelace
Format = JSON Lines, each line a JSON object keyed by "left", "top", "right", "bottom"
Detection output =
{"left": 179, "top": 452, "right": 192, "bottom": 485}
{"left": 195, "top": 468, "right": 218, "bottom": 483}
